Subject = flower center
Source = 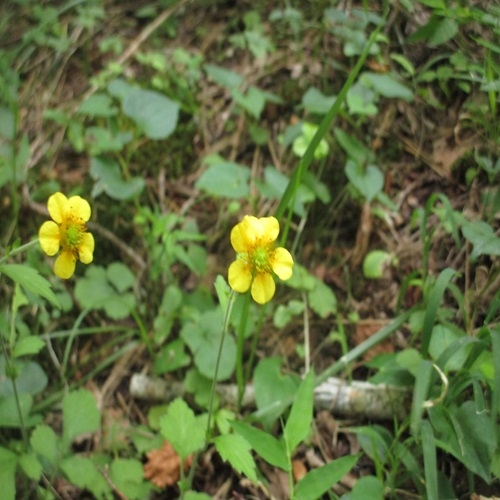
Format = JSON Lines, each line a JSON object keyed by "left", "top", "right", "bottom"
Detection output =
{"left": 61, "top": 220, "right": 85, "bottom": 250}
{"left": 253, "top": 245, "right": 271, "bottom": 273}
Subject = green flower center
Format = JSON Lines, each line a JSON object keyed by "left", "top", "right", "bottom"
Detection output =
{"left": 253, "top": 246, "right": 271, "bottom": 273}
{"left": 61, "top": 221, "right": 85, "bottom": 250}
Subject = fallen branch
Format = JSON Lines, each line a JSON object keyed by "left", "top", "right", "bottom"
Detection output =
{"left": 130, "top": 374, "right": 411, "bottom": 421}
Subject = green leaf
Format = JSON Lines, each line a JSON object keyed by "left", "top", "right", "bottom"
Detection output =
{"left": 252, "top": 357, "right": 299, "bottom": 430}
{"left": 461, "top": 220, "right": 500, "bottom": 259}
{"left": 195, "top": 161, "right": 251, "bottom": 199}
{"left": 421, "top": 268, "right": 456, "bottom": 357}
{"left": 0, "top": 358, "right": 47, "bottom": 397}
{"left": 62, "top": 390, "right": 101, "bottom": 447}
{"left": 421, "top": 420, "right": 438, "bottom": 500}
{"left": 107, "top": 262, "right": 135, "bottom": 293}
{"left": 160, "top": 398, "right": 206, "bottom": 461}
{"left": 214, "top": 433, "right": 258, "bottom": 483}
{"left": 295, "top": 454, "right": 361, "bottom": 500}
{"left": 18, "top": 453, "right": 42, "bottom": 480}
{"left": 180, "top": 309, "right": 236, "bottom": 381}
{"left": 308, "top": 279, "right": 337, "bottom": 318}
{"left": 61, "top": 456, "right": 111, "bottom": 499}
{"left": 184, "top": 493, "right": 212, "bottom": 500}
{"left": 109, "top": 458, "right": 152, "bottom": 500}
{"left": 345, "top": 160, "right": 384, "bottom": 202}
{"left": 204, "top": 64, "right": 244, "bottom": 89}
{"left": 302, "top": 87, "right": 337, "bottom": 115}
{"left": 334, "top": 128, "right": 373, "bottom": 166}
{"left": 154, "top": 339, "right": 191, "bottom": 374}
{"left": 428, "top": 18, "right": 458, "bottom": 47}
{"left": 284, "top": 369, "right": 314, "bottom": 453}
{"left": 122, "top": 88, "right": 180, "bottom": 140}
{"left": 230, "top": 420, "right": 289, "bottom": 470}
{"left": 347, "top": 474, "right": 384, "bottom": 500}
{"left": 232, "top": 87, "right": 266, "bottom": 119}
{"left": 361, "top": 72, "right": 413, "bottom": 101}
{"left": 0, "top": 393, "right": 35, "bottom": 428}
{"left": 450, "top": 401, "right": 495, "bottom": 482}
{"left": 90, "top": 156, "right": 145, "bottom": 200}
{"left": 0, "top": 264, "right": 59, "bottom": 307}
{"left": 363, "top": 250, "right": 392, "bottom": 279}
{"left": 30, "top": 424, "right": 59, "bottom": 465}
{"left": 0, "top": 447, "right": 17, "bottom": 500}
{"left": 13, "top": 336, "right": 45, "bottom": 358}
{"left": 410, "top": 360, "right": 433, "bottom": 436}
{"left": 78, "top": 93, "right": 117, "bottom": 117}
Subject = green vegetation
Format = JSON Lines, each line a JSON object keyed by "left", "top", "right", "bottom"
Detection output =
{"left": 1, "top": 0, "right": 499, "bottom": 498}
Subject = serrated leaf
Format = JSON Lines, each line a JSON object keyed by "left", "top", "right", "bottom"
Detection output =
{"left": 0, "top": 447, "right": 17, "bottom": 500}
{"left": 123, "top": 89, "right": 179, "bottom": 139}
{"left": 62, "top": 390, "right": 101, "bottom": 446}
{"left": 61, "top": 456, "right": 111, "bottom": 499}
{"left": 13, "top": 336, "right": 45, "bottom": 358}
{"left": 230, "top": 420, "right": 289, "bottom": 470}
{"left": 214, "top": 433, "right": 258, "bottom": 483}
{"left": 295, "top": 454, "right": 361, "bottom": 500}
{"left": 284, "top": 369, "right": 314, "bottom": 453}
{"left": 30, "top": 424, "right": 59, "bottom": 465}
{"left": 109, "top": 458, "right": 151, "bottom": 500}
{"left": 0, "top": 264, "right": 59, "bottom": 307}
{"left": 19, "top": 453, "right": 42, "bottom": 480}
{"left": 160, "top": 398, "right": 206, "bottom": 461}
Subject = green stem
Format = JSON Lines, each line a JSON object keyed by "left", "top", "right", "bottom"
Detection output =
{"left": 0, "top": 239, "right": 40, "bottom": 265}
{"left": 316, "top": 312, "right": 410, "bottom": 385}
{"left": 130, "top": 308, "right": 154, "bottom": 357}
{"left": 61, "top": 308, "right": 91, "bottom": 383}
{"left": 244, "top": 302, "right": 267, "bottom": 388}
{"left": 0, "top": 307, "right": 29, "bottom": 451}
{"left": 236, "top": 292, "right": 250, "bottom": 411}
{"left": 205, "top": 289, "right": 236, "bottom": 443}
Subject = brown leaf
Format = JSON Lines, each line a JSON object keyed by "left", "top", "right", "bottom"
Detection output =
{"left": 143, "top": 440, "right": 193, "bottom": 488}
{"left": 292, "top": 459, "right": 307, "bottom": 482}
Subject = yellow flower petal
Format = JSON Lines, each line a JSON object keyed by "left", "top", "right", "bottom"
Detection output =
{"left": 228, "top": 259, "right": 252, "bottom": 293}
{"left": 258, "top": 216, "right": 279, "bottom": 245}
{"left": 47, "top": 192, "right": 68, "bottom": 224}
{"left": 78, "top": 232, "right": 94, "bottom": 264}
{"left": 68, "top": 196, "right": 91, "bottom": 222}
{"left": 251, "top": 272, "right": 275, "bottom": 304}
{"left": 39, "top": 221, "right": 61, "bottom": 256}
{"left": 231, "top": 216, "right": 257, "bottom": 253}
{"left": 54, "top": 249, "right": 76, "bottom": 279}
{"left": 271, "top": 247, "right": 294, "bottom": 281}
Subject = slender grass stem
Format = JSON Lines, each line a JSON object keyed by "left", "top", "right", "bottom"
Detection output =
{"left": 205, "top": 289, "right": 236, "bottom": 443}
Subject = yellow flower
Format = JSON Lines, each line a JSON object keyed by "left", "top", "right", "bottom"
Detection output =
{"left": 39, "top": 192, "right": 94, "bottom": 279}
{"left": 228, "top": 215, "right": 294, "bottom": 304}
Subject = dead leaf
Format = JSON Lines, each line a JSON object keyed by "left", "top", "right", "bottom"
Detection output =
{"left": 292, "top": 460, "right": 307, "bottom": 482}
{"left": 143, "top": 440, "right": 193, "bottom": 488}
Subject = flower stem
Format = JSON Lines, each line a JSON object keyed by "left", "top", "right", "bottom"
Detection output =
{"left": 205, "top": 289, "right": 236, "bottom": 443}
{"left": 236, "top": 291, "right": 250, "bottom": 411}
{"left": 0, "top": 238, "right": 39, "bottom": 265}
